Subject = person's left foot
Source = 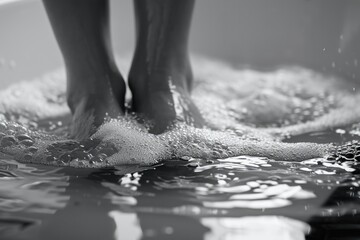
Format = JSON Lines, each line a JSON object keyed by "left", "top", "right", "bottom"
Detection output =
{"left": 128, "top": 63, "right": 205, "bottom": 134}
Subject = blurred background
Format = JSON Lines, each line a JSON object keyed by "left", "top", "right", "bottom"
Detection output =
{"left": 0, "top": 0, "right": 359, "bottom": 89}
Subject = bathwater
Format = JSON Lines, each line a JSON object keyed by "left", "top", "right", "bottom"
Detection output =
{"left": 1, "top": 56, "right": 360, "bottom": 240}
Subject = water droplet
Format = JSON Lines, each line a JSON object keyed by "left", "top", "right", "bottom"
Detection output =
{"left": 59, "top": 154, "right": 72, "bottom": 163}
{"left": 20, "top": 139, "right": 34, "bottom": 146}
{"left": 0, "top": 133, "right": 6, "bottom": 139}
{"left": 180, "top": 156, "right": 191, "bottom": 161}
{"left": 6, "top": 130, "right": 15, "bottom": 135}
{"left": 16, "top": 134, "right": 32, "bottom": 141}
{"left": 97, "top": 153, "right": 107, "bottom": 159}
{"left": 0, "top": 122, "right": 8, "bottom": 131}
{"left": 100, "top": 147, "right": 117, "bottom": 156}
{"left": 187, "top": 162, "right": 199, "bottom": 167}
{"left": 336, "top": 129, "right": 346, "bottom": 134}
{"left": 70, "top": 150, "right": 89, "bottom": 160}
{"left": 1, "top": 135, "right": 16, "bottom": 147}
{"left": 26, "top": 146, "right": 38, "bottom": 153}
{"left": 91, "top": 156, "right": 103, "bottom": 163}
{"left": 46, "top": 156, "right": 56, "bottom": 162}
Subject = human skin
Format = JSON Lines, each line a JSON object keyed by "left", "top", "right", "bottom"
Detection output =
{"left": 42, "top": 0, "right": 204, "bottom": 139}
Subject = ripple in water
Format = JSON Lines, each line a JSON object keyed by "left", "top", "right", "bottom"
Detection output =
{"left": 2, "top": 57, "right": 360, "bottom": 240}
{"left": 0, "top": 56, "right": 359, "bottom": 169}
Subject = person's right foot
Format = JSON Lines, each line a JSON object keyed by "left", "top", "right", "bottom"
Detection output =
{"left": 67, "top": 70, "right": 126, "bottom": 140}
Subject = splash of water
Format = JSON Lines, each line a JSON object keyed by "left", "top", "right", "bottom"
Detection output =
{"left": 0, "top": 56, "right": 359, "bottom": 167}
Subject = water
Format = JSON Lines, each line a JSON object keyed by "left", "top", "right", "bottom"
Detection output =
{"left": 1, "top": 57, "right": 360, "bottom": 239}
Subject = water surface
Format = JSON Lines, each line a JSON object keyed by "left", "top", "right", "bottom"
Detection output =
{"left": 1, "top": 58, "right": 360, "bottom": 239}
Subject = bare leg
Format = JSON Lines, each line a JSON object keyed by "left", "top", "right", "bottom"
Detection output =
{"left": 43, "top": 0, "right": 126, "bottom": 139}
{"left": 129, "top": 0, "right": 205, "bottom": 134}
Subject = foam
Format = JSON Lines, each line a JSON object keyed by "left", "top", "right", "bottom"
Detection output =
{"left": 0, "top": 56, "right": 359, "bottom": 167}
{"left": 92, "top": 119, "right": 169, "bottom": 165}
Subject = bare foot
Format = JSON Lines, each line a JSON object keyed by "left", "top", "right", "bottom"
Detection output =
{"left": 67, "top": 70, "right": 126, "bottom": 139}
{"left": 129, "top": 61, "right": 205, "bottom": 134}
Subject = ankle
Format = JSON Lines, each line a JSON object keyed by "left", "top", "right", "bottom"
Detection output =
{"left": 129, "top": 58, "right": 193, "bottom": 93}
{"left": 66, "top": 70, "right": 126, "bottom": 113}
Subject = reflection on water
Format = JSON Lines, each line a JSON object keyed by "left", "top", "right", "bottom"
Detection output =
{"left": 109, "top": 211, "right": 142, "bottom": 240}
{"left": 1, "top": 58, "right": 360, "bottom": 239}
{"left": 0, "top": 160, "right": 69, "bottom": 214}
{"left": 202, "top": 216, "right": 310, "bottom": 240}
{"left": 1, "top": 117, "right": 360, "bottom": 240}
{"left": 0, "top": 145, "right": 360, "bottom": 239}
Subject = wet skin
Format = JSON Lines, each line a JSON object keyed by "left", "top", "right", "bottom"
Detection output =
{"left": 42, "top": 0, "right": 204, "bottom": 139}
